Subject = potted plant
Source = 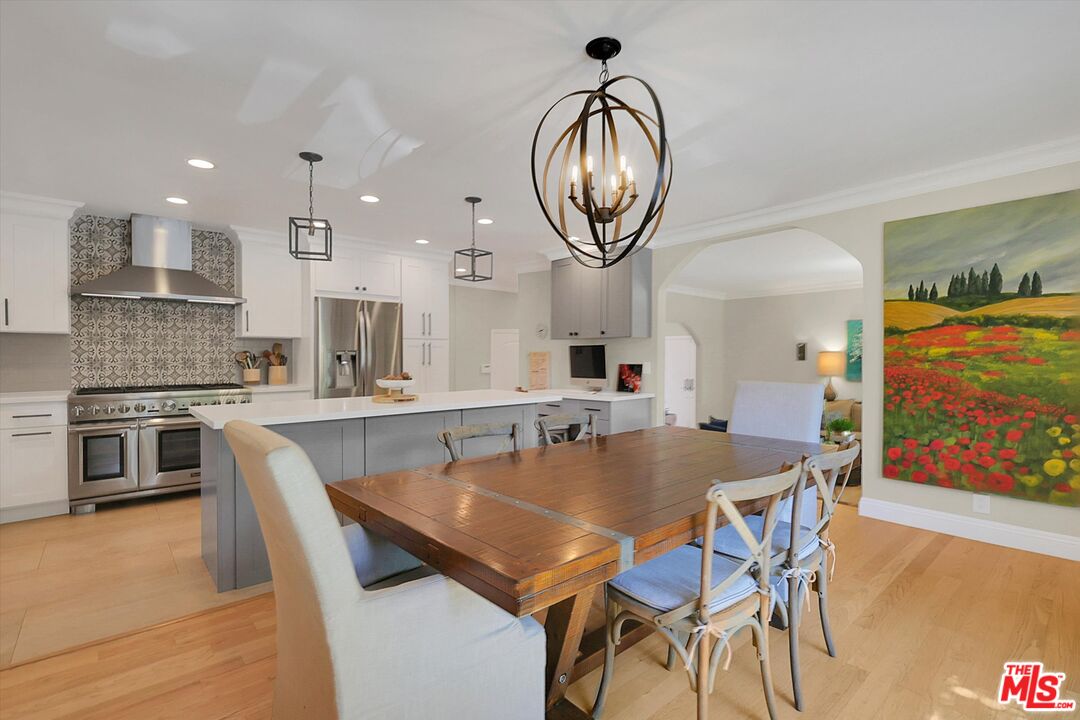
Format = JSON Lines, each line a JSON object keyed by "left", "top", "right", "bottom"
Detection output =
{"left": 827, "top": 417, "right": 855, "bottom": 443}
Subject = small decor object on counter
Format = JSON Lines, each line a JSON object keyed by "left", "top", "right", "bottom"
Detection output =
{"left": 235, "top": 350, "right": 263, "bottom": 385}
{"left": 617, "top": 363, "right": 643, "bottom": 393}
{"left": 827, "top": 417, "right": 855, "bottom": 443}
{"left": 261, "top": 343, "right": 289, "bottom": 385}
{"left": 528, "top": 351, "right": 550, "bottom": 390}
{"left": 373, "top": 372, "right": 418, "bottom": 404}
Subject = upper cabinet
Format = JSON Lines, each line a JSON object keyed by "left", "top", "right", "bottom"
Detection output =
{"left": 313, "top": 246, "right": 401, "bottom": 297}
{"left": 233, "top": 228, "right": 303, "bottom": 338}
{"left": 0, "top": 193, "right": 83, "bottom": 334}
{"left": 401, "top": 257, "right": 450, "bottom": 339}
{"left": 550, "top": 248, "right": 652, "bottom": 339}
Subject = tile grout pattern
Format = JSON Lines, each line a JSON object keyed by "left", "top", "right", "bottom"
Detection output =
{"left": 69, "top": 215, "right": 238, "bottom": 389}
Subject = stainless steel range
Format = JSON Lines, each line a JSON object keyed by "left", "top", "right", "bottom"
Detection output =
{"left": 67, "top": 384, "right": 251, "bottom": 512}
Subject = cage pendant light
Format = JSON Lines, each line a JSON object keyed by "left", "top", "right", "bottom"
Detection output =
{"left": 289, "top": 152, "right": 333, "bottom": 261}
{"left": 454, "top": 196, "right": 493, "bottom": 282}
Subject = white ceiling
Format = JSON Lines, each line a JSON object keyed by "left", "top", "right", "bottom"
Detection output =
{"left": 668, "top": 229, "right": 863, "bottom": 299}
{"left": 2, "top": 1, "right": 1079, "bottom": 287}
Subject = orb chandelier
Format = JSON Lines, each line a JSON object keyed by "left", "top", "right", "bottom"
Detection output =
{"left": 531, "top": 37, "right": 671, "bottom": 269}
{"left": 454, "top": 196, "right": 493, "bottom": 282}
{"left": 288, "top": 151, "right": 332, "bottom": 261}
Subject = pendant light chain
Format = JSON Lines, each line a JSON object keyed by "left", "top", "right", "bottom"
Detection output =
{"left": 307, "top": 160, "right": 315, "bottom": 236}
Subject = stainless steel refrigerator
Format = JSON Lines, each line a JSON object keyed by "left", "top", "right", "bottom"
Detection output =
{"left": 315, "top": 298, "right": 403, "bottom": 398}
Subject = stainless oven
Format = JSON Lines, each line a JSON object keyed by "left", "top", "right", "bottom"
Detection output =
{"left": 68, "top": 420, "right": 139, "bottom": 500}
{"left": 139, "top": 416, "right": 202, "bottom": 490}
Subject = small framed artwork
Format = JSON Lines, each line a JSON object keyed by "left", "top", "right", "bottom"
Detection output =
{"left": 846, "top": 320, "right": 863, "bottom": 381}
{"left": 617, "top": 363, "right": 643, "bottom": 393}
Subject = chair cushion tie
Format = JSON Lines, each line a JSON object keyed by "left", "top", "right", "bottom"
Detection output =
{"left": 685, "top": 623, "right": 732, "bottom": 672}
{"left": 820, "top": 538, "right": 837, "bottom": 580}
{"left": 779, "top": 566, "right": 816, "bottom": 613}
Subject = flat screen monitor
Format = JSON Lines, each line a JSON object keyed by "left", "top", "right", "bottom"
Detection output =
{"left": 569, "top": 345, "right": 606, "bottom": 389}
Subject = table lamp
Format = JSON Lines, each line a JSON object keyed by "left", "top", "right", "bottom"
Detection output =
{"left": 817, "top": 351, "right": 845, "bottom": 401}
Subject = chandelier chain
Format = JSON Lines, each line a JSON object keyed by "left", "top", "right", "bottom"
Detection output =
{"left": 599, "top": 59, "right": 609, "bottom": 85}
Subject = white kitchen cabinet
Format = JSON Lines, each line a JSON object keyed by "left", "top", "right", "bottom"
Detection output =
{"left": 0, "top": 193, "right": 83, "bottom": 334}
{"left": 550, "top": 248, "right": 652, "bottom": 339}
{"left": 233, "top": 228, "right": 303, "bottom": 338}
{"left": 402, "top": 257, "right": 450, "bottom": 339}
{"left": 0, "top": 396, "right": 69, "bottom": 523}
{"left": 403, "top": 338, "right": 449, "bottom": 393}
{"left": 313, "top": 246, "right": 401, "bottom": 297}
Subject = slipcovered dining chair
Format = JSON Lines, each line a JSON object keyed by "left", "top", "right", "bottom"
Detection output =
{"left": 728, "top": 380, "right": 825, "bottom": 528}
{"left": 224, "top": 420, "right": 545, "bottom": 720}
{"left": 535, "top": 413, "right": 596, "bottom": 446}
{"left": 708, "top": 441, "right": 861, "bottom": 711}
{"left": 593, "top": 463, "right": 802, "bottom": 720}
{"left": 437, "top": 421, "right": 521, "bottom": 461}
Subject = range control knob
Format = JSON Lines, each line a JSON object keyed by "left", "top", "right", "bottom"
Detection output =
{"left": 105, "top": 405, "right": 117, "bottom": 415}
{"left": 120, "top": 404, "right": 131, "bottom": 413}
{"left": 90, "top": 405, "right": 101, "bottom": 416}
{"left": 190, "top": 400, "right": 202, "bottom": 407}
{"left": 133, "top": 402, "right": 146, "bottom": 413}
{"left": 162, "top": 400, "right": 177, "bottom": 412}
{"left": 72, "top": 406, "right": 84, "bottom": 417}
{"left": 210, "top": 400, "right": 220, "bottom": 405}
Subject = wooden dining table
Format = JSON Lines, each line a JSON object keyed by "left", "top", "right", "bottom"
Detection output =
{"left": 327, "top": 425, "right": 824, "bottom": 719}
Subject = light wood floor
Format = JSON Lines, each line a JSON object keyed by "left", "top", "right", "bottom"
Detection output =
{"left": 0, "top": 493, "right": 270, "bottom": 668}
{"left": 0, "top": 505, "right": 1076, "bottom": 719}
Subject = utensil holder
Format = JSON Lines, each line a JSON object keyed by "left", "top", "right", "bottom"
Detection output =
{"left": 243, "top": 368, "right": 261, "bottom": 385}
{"left": 268, "top": 366, "right": 288, "bottom": 386}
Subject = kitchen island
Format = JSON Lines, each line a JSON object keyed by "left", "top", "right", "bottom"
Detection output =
{"left": 193, "top": 389, "right": 561, "bottom": 591}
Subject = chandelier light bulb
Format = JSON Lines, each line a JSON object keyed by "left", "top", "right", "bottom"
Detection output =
{"left": 586, "top": 155, "right": 594, "bottom": 173}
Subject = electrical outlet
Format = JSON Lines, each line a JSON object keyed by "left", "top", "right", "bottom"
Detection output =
{"left": 479, "top": 363, "right": 491, "bottom": 375}
{"left": 972, "top": 494, "right": 991, "bottom": 515}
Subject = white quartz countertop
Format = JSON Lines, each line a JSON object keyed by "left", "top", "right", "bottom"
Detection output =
{"left": 248, "top": 384, "right": 312, "bottom": 394}
{"left": 0, "top": 390, "right": 70, "bottom": 404}
{"left": 192, "top": 389, "right": 564, "bottom": 429}
{"left": 552, "top": 389, "right": 656, "bottom": 402}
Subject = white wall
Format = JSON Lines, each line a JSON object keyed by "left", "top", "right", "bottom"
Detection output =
{"left": 653, "top": 161, "right": 1080, "bottom": 549}
{"left": 664, "top": 287, "right": 863, "bottom": 423}
{"left": 448, "top": 284, "right": 517, "bottom": 391}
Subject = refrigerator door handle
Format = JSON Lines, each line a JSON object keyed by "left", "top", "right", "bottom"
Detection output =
{"left": 356, "top": 302, "right": 367, "bottom": 396}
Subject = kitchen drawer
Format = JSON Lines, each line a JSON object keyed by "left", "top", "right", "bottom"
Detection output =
{"left": 575, "top": 400, "right": 611, "bottom": 422}
{"left": 1, "top": 401, "right": 67, "bottom": 429}
{"left": 537, "top": 401, "right": 566, "bottom": 416}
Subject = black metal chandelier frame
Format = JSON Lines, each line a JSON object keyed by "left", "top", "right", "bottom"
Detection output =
{"left": 289, "top": 151, "right": 333, "bottom": 261}
{"left": 454, "top": 196, "right": 493, "bottom": 282}
{"left": 531, "top": 37, "right": 672, "bottom": 269}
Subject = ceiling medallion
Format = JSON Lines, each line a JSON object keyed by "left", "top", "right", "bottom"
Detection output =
{"left": 454, "top": 196, "right": 493, "bottom": 282}
{"left": 531, "top": 36, "right": 672, "bottom": 269}
{"left": 288, "top": 151, "right": 332, "bottom": 261}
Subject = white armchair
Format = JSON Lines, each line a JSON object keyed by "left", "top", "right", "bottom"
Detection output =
{"left": 224, "top": 420, "right": 545, "bottom": 720}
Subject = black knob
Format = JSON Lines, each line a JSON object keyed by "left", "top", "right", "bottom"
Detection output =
{"left": 354, "top": 286, "right": 359, "bottom": 291}
{"left": 362, "top": 286, "right": 367, "bottom": 291}
{"left": 600, "top": 330, "right": 606, "bottom": 335}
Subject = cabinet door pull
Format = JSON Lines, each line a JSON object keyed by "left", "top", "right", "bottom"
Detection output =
{"left": 245, "top": 310, "right": 250, "bottom": 332}
{"left": 3, "top": 298, "right": 8, "bottom": 326}
{"left": 11, "top": 431, "right": 52, "bottom": 437}
{"left": 11, "top": 413, "right": 52, "bottom": 419}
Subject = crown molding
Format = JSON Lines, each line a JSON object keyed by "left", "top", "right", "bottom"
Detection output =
{"left": 516, "top": 258, "right": 553, "bottom": 275}
{"left": 648, "top": 135, "right": 1080, "bottom": 250}
{"left": 0, "top": 191, "right": 84, "bottom": 220}
{"left": 666, "top": 279, "right": 863, "bottom": 302}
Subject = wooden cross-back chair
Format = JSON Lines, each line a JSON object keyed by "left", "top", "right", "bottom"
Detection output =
{"left": 534, "top": 413, "right": 596, "bottom": 446}
{"left": 592, "top": 463, "right": 802, "bottom": 720}
{"left": 436, "top": 422, "right": 521, "bottom": 461}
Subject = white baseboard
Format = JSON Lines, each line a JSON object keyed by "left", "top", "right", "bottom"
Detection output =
{"left": 858, "top": 497, "right": 1080, "bottom": 561}
{"left": 0, "top": 500, "right": 68, "bottom": 524}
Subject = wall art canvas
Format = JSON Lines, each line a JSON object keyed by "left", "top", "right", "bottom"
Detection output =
{"left": 882, "top": 189, "right": 1080, "bottom": 506}
{"left": 846, "top": 319, "right": 863, "bottom": 381}
{"left": 617, "top": 363, "right": 643, "bottom": 393}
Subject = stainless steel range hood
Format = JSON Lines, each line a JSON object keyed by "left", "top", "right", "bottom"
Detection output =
{"left": 70, "top": 214, "right": 245, "bottom": 304}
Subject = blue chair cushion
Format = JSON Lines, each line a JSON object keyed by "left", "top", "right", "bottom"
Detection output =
{"left": 708, "top": 515, "right": 819, "bottom": 561}
{"left": 609, "top": 545, "right": 757, "bottom": 614}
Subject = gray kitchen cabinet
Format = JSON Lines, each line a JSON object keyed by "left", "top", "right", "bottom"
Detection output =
{"left": 459, "top": 405, "right": 539, "bottom": 458}
{"left": 363, "top": 410, "right": 459, "bottom": 475}
{"left": 550, "top": 248, "right": 651, "bottom": 339}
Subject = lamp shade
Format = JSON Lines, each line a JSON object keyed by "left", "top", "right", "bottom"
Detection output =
{"left": 817, "top": 351, "right": 845, "bottom": 376}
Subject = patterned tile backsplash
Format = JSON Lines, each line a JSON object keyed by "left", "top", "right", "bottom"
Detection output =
{"left": 70, "top": 215, "right": 239, "bottom": 389}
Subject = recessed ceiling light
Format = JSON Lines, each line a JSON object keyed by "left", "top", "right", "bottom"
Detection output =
{"left": 165, "top": 196, "right": 189, "bottom": 205}
{"left": 359, "top": 195, "right": 380, "bottom": 203}
{"left": 477, "top": 218, "right": 493, "bottom": 225}
{"left": 415, "top": 239, "right": 429, "bottom": 245}
{"left": 186, "top": 158, "right": 214, "bottom": 169}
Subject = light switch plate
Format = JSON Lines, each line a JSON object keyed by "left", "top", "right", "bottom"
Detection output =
{"left": 479, "top": 363, "right": 491, "bottom": 375}
{"left": 972, "top": 494, "right": 991, "bottom": 514}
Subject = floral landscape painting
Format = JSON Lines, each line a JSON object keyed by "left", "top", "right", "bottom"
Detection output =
{"left": 883, "top": 190, "right": 1080, "bottom": 506}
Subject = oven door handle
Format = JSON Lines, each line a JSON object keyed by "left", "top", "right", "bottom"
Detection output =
{"left": 69, "top": 422, "right": 139, "bottom": 434}
{"left": 138, "top": 417, "right": 201, "bottom": 429}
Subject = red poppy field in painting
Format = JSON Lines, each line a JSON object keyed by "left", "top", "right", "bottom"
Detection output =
{"left": 882, "top": 316, "right": 1079, "bottom": 505}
